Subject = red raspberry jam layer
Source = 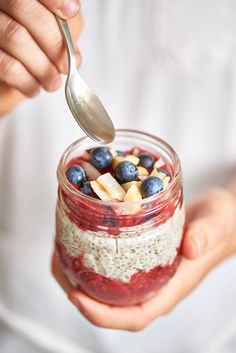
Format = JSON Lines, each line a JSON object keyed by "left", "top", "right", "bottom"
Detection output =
{"left": 56, "top": 241, "right": 181, "bottom": 306}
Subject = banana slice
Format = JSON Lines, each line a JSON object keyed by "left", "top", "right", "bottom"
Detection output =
{"left": 112, "top": 156, "right": 124, "bottom": 169}
{"left": 124, "top": 184, "right": 142, "bottom": 214}
{"left": 90, "top": 181, "right": 113, "bottom": 201}
{"left": 80, "top": 161, "right": 101, "bottom": 180}
{"left": 122, "top": 181, "right": 142, "bottom": 192}
{"left": 97, "top": 173, "right": 126, "bottom": 201}
{"left": 138, "top": 166, "right": 149, "bottom": 176}
{"left": 124, "top": 155, "right": 140, "bottom": 165}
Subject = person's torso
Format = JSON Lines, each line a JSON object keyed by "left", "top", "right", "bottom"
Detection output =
{"left": 0, "top": 1, "right": 236, "bottom": 352}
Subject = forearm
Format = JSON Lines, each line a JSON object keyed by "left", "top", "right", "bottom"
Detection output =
{"left": 0, "top": 83, "right": 26, "bottom": 117}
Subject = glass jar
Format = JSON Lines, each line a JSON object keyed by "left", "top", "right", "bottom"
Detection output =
{"left": 55, "top": 130, "right": 185, "bottom": 306}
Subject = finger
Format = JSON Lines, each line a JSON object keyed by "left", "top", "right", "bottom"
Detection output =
{"left": 39, "top": 0, "right": 81, "bottom": 19}
{"left": 141, "top": 242, "right": 226, "bottom": 323}
{"left": 0, "top": 83, "right": 26, "bottom": 117}
{"left": 1, "top": 0, "right": 82, "bottom": 74}
{"left": 183, "top": 189, "right": 236, "bottom": 259}
{"left": 68, "top": 290, "right": 149, "bottom": 331}
{"left": 51, "top": 250, "right": 74, "bottom": 294}
{"left": 0, "top": 49, "right": 40, "bottom": 97}
{"left": 0, "top": 12, "right": 61, "bottom": 92}
{"left": 68, "top": 242, "right": 227, "bottom": 331}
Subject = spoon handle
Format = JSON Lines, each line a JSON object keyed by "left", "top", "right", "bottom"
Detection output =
{"left": 56, "top": 16, "right": 77, "bottom": 72}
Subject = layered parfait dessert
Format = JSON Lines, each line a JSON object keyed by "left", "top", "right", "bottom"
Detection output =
{"left": 56, "top": 130, "right": 185, "bottom": 306}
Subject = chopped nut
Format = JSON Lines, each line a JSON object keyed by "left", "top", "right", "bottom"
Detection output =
{"left": 163, "top": 176, "right": 171, "bottom": 189}
{"left": 154, "top": 158, "right": 165, "bottom": 169}
{"left": 97, "top": 173, "right": 126, "bottom": 201}
{"left": 122, "top": 181, "right": 142, "bottom": 192}
{"left": 150, "top": 170, "right": 167, "bottom": 180}
{"left": 124, "top": 184, "right": 142, "bottom": 214}
{"left": 80, "top": 161, "right": 101, "bottom": 179}
{"left": 90, "top": 181, "right": 113, "bottom": 201}
{"left": 112, "top": 156, "right": 124, "bottom": 169}
{"left": 138, "top": 166, "right": 149, "bottom": 176}
{"left": 124, "top": 155, "right": 140, "bottom": 165}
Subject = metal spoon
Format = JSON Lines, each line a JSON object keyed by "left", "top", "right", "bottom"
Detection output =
{"left": 57, "top": 17, "right": 115, "bottom": 144}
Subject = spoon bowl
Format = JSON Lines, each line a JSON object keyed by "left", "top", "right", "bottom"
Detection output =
{"left": 57, "top": 17, "right": 115, "bottom": 144}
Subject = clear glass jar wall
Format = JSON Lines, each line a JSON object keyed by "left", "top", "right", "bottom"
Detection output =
{"left": 55, "top": 130, "right": 185, "bottom": 306}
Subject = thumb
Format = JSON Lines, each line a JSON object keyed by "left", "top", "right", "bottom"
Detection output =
{"left": 182, "top": 189, "right": 236, "bottom": 259}
{"left": 39, "top": 0, "right": 81, "bottom": 19}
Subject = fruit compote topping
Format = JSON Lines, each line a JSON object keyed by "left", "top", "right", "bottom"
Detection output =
{"left": 56, "top": 146, "right": 184, "bottom": 305}
{"left": 65, "top": 146, "right": 173, "bottom": 208}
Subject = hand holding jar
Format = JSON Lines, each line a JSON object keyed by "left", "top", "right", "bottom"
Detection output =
{"left": 52, "top": 130, "right": 236, "bottom": 331}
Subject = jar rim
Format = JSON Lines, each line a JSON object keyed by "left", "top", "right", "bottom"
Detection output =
{"left": 57, "top": 129, "right": 182, "bottom": 207}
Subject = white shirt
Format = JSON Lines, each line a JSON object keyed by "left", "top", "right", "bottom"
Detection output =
{"left": 0, "top": 1, "right": 236, "bottom": 352}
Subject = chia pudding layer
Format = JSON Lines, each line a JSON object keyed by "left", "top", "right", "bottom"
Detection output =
{"left": 56, "top": 204, "right": 184, "bottom": 283}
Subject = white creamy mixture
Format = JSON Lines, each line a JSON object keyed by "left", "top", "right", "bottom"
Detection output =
{"left": 56, "top": 205, "right": 185, "bottom": 282}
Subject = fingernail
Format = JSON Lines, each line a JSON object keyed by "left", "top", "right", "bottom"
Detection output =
{"left": 59, "top": 0, "right": 81, "bottom": 18}
{"left": 47, "top": 76, "right": 62, "bottom": 92}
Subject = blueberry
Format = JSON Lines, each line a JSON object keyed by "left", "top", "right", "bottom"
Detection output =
{"left": 89, "top": 147, "right": 113, "bottom": 170}
{"left": 80, "top": 182, "right": 93, "bottom": 196}
{"left": 66, "top": 165, "right": 87, "bottom": 185}
{"left": 138, "top": 153, "right": 155, "bottom": 169}
{"left": 141, "top": 176, "right": 163, "bottom": 198}
{"left": 116, "top": 150, "right": 126, "bottom": 157}
{"left": 114, "top": 161, "right": 138, "bottom": 183}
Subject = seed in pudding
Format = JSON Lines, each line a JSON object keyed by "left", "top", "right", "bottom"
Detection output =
{"left": 89, "top": 147, "right": 113, "bottom": 170}
{"left": 141, "top": 176, "right": 163, "bottom": 198}
{"left": 66, "top": 165, "right": 87, "bottom": 185}
{"left": 138, "top": 152, "right": 155, "bottom": 169}
{"left": 80, "top": 182, "right": 93, "bottom": 196}
{"left": 114, "top": 160, "right": 138, "bottom": 184}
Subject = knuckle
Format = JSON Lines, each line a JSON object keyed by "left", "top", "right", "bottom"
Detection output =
{"left": 8, "top": 0, "right": 31, "bottom": 12}
{"left": 4, "top": 19, "right": 28, "bottom": 43}
{"left": 0, "top": 53, "right": 19, "bottom": 77}
{"left": 50, "top": 33, "right": 64, "bottom": 53}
